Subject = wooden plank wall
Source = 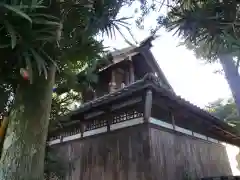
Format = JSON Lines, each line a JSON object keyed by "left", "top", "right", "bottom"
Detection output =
{"left": 149, "top": 127, "right": 232, "bottom": 180}
{"left": 52, "top": 125, "right": 151, "bottom": 180}
{"left": 52, "top": 125, "right": 232, "bottom": 180}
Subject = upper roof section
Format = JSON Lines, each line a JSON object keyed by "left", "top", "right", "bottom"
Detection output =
{"left": 82, "top": 36, "right": 174, "bottom": 102}
{"left": 107, "top": 36, "right": 174, "bottom": 91}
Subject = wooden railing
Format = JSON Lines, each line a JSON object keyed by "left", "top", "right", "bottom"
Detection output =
{"left": 48, "top": 110, "right": 143, "bottom": 141}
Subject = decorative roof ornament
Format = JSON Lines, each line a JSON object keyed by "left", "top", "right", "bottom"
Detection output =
{"left": 143, "top": 73, "right": 157, "bottom": 81}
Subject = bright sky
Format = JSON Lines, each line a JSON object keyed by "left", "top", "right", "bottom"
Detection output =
{"left": 101, "top": 3, "right": 232, "bottom": 108}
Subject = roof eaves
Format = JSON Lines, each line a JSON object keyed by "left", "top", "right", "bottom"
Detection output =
{"left": 60, "top": 73, "right": 240, "bottom": 142}
{"left": 98, "top": 46, "right": 138, "bottom": 72}
{"left": 61, "top": 78, "right": 148, "bottom": 121}
{"left": 146, "top": 74, "right": 240, "bottom": 137}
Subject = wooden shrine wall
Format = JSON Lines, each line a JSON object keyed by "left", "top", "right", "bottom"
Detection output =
{"left": 149, "top": 127, "right": 232, "bottom": 180}
{"left": 52, "top": 125, "right": 152, "bottom": 180}
{"left": 51, "top": 124, "right": 232, "bottom": 180}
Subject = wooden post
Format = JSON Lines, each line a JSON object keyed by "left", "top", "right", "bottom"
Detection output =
{"left": 109, "top": 70, "right": 116, "bottom": 93}
{"left": 129, "top": 63, "right": 135, "bottom": 83}
{"left": 107, "top": 118, "right": 111, "bottom": 132}
{"left": 104, "top": 109, "right": 111, "bottom": 132}
{"left": 171, "top": 113, "right": 175, "bottom": 130}
{"left": 80, "top": 122, "right": 84, "bottom": 138}
{"left": 93, "top": 90, "right": 97, "bottom": 100}
{"left": 60, "top": 135, "right": 63, "bottom": 143}
{"left": 125, "top": 71, "right": 130, "bottom": 85}
{"left": 144, "top": 89, "right": 153, "bottom": 122}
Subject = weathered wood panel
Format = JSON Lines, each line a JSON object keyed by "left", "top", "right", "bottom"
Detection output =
{"left": 52, "top": 125, "right": 232, "bottom": 180}
{"left": 149, "top": 127, "right": 232, "bottom": 180}
{"left": 52, "top": 125, "right": 151, "bottom": 180}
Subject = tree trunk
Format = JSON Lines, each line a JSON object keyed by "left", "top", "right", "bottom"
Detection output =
{"left": 0, "top": 65, "right": 56, "bottom": 180}
{"left": 219, "top": 54, "right": 240, "bottom": 115}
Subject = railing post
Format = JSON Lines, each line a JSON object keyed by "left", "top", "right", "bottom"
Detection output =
{"left": 171, "top": 113, "right": 176, "bottom": 130}
{"left": 144, "top": 89, "right": 153, "bottom": 122}
{"left": 80, "top": 122, "right": 84, "bottom": 138}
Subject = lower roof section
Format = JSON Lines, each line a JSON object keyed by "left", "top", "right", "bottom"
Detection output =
{"left": 50, "top": 73, "right": 240, "bottom": 147}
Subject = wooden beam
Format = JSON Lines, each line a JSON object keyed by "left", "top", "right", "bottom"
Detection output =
{"left": 144, "top": 89, "right": 153, "bottom": 122}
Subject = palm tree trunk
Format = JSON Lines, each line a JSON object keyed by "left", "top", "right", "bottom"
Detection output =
{"left": 219, "top": 54, "right": 240, "bottom": 116}
{"left": 0, "top": 65, "right": 56, "bottom": 180}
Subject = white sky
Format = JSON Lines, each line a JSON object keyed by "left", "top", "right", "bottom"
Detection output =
{"left": 101, "top": 3, "right": 232, "bottom": 108}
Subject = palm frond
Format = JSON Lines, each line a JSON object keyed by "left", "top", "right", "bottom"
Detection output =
{"left": 0, "top": 0, "right": 60, "bottom": 83}
{"left": 158, "top": 0, "right": 240, "bottom": 60}
{"left": 3, "top": 20, "right": 17, "bottom": 49}
{"left": 1, "top": 3, "right": 32, "bottom": 23}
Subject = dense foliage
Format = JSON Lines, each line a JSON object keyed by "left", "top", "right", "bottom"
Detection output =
{"left": 207, "top": 98, "right": 240, "bottom": 124}
{"left": 0, "top": 0, "right": 147, "bottom": 122}
{"left": 137, "top": 0, "right": 240, "bottom": 115}
{"left": 206, "top": 98, "right": 240, "bottom": 171}
{"left": 0, "top": 0, "right": 148, "bottom": 179}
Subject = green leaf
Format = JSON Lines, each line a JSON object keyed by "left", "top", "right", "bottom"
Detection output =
{"left": 40, "top": 49, "right": 60, "bottom": 72}
{"left": 34, "top": 27, "right": 57, "bottom": 33}
{"left": 32, "top": 19, "right": 60, "bottom": 26}
{"left": 36, "top": 0, "right": 44, "bottom": 6}
{"left": 16, "top": 5, "right": 46, "bottom": 9}
{"left": 30, "top": 0, "right": 45, "bottom": 8}
{"left": 30, "top": 48, "right": 48, "bottom": 79}
{"left": 0, "top": 43, "right": 11, "bottom": 48}
{"left": 10, "top": 0, "right": 19, "bottom": 5}
{"left": 29, "top": 13, "right": 60, "bottom": 21}
{"left": 42, "top": 63, "right": 48, "bottom": 80}
{"left": 30, "top": 49, "right": 42, "bottom": 76}
{"left": 4, "top": 20, "right": 17, "bottom": 49}
{"left": 23, "top": 52, "right": 33, "bottom": 84}
{"left": 2, "top": 4, "right": 32, "bottom": 23}
{"left": 35, "top": 36, "right": 56, "bottom": 42}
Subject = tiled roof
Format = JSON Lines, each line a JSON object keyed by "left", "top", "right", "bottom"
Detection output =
{"left": 57, "top": 73, "right": 240, "bottom": 146}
